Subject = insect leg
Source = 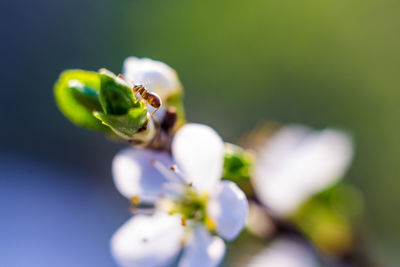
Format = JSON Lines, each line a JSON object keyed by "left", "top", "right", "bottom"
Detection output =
{"left": 149, "top": 107, "right": 159, "bottom": 119}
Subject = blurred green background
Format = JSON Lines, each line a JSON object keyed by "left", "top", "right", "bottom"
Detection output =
{"left": 1, "top": 0, "right": 399, "bottom": 265}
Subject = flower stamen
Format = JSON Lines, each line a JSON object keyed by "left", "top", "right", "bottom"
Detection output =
{"left": 181, "top": 216, "right": 187, "bottom": 226}
{"left": 130, "top": 207, "right": 155, "bottom": 215}
{"left": 152, "top": 159, "right": 182, "bottom": 183}
{"left": 205, "top": 216, "right": 216, "bottom": 231}
{"left": 130, "top": 195, "right": 141, "bottom": 206}
{"left": 169, "top": 164, "right": 187, "bottom": 184}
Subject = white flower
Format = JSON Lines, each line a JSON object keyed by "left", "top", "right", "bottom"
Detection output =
{"left": 247, "top": 237, "right": 320, "bottom": 267}
{"left": 111, "top": 123, "right": 248, "bottom": 267}
{"left": 123, "top": 57, "right": 182, "bottom": 102}
{"left": 253, "top": 125, "right": 353, "bottom": 217}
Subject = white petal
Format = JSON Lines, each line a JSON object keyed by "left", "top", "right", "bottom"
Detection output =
{"left": 123, "top": 57, "right": 182, "bottom": 101}
{"left": 112, "top": 148, "right": 174, "bottom": 203}
{"left": 111, "top": 212, "right": 184, "bottom": 267}
{"left": 253, "top": 125, "right": 353, "bottom": 216}
{"left": 179, "top": 227, "right": 225, "bottom": 267}
{"left": 208, "top": 181, "right": 248, "bottom": 240}
{"left": 247, "top": 237, "right": 319, "bottom": 267}
{"left": 172, "top": 123, "right": 225, "bottom": 192}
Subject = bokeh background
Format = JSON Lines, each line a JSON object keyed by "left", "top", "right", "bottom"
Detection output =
{"left": 1, "top": 0, "right": 399, "bottom": 266}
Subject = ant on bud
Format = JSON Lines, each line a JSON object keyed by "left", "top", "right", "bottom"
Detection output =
{"left": 132, "top": 85, "right": 161, "bottom": 118}
{"left": 117, "top": 74, "right": 162, "bottom": 119}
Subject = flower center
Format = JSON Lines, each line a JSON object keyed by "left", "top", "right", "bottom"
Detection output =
{"left": 157, "top": 185, "right": 216, "bottom": 231}
{"left": 151, "top": 160, "right": 216, "bottom": 230}
{"left": 175, "top": 186, "right": 208, "bottom": 221}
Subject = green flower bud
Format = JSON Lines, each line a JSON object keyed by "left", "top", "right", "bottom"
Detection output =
{"left": 54, "top": 68, "right": 150, "bottom": 140}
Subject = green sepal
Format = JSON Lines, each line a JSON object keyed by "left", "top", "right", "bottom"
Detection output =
{"left": 93, "top": 101, "right": 148, "bottom": 139}
{"left": 166, "top": 91, "right": 186, "bottom": 127}
{"left": 54, "top": 69, "right": 108, "bottom": 131}
{"left": 99, "top": 69, "right": 136, "bottom": 115}
{"left": 222, "top": 143, "right": 255, "bottom": 196}
{"left": 290, "top": 182, "right": 364, "bottom": 254}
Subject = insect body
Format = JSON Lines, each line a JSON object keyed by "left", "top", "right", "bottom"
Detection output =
{"left": 117, "top": 74, "right": 162, "bottom": 118}
{"left": 133, "top": 85, "right": 162, "bottom": 118}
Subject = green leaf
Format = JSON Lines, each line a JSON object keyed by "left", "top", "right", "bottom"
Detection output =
{"left": 54, "top": 69, "right": 108, "bottom": 131}
{"left": 99, "top": 69, "right": 136, "bottom": 115}
{"left": 69, "top": 80, "right": 100, "bottom": 101}
{"left": 93, "top": 102, "right": 148, "bottom": 139}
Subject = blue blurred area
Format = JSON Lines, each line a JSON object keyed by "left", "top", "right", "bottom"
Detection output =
{"left": 0, "top": 152, "right": 128, "bottom": 266}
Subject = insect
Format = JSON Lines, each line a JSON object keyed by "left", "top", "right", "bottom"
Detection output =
{"left": 118, "top": 74, "right": 162, "bottom": 118}
{"left": 132, "top": 85, "right": 162, "bottom": 118}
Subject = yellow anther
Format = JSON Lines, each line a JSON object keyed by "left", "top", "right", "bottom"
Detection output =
{"left": 169, "top": 165, "right": 177, "bottom": 172}
{"left": 181, "top": 216, "right": 187, "bottom": 226}
{"left": 205, "top": 217, "right": 216, "bottom": 231}
{"left": 131, "top": 196, "right": 141, "bottom": 206}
